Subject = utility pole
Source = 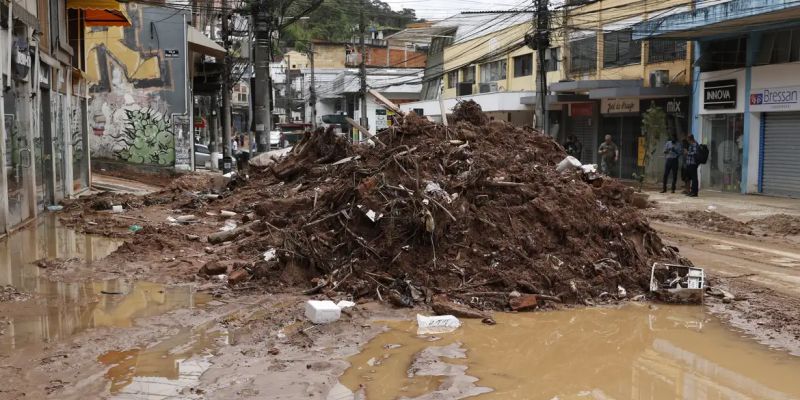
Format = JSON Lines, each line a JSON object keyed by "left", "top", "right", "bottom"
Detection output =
{"left": 358, "top": 1, "right": 369, "bottom": 137}
{"left": 309, "top": 42, "right": 317, "bottom": 129}
{"left": 533, "top": 0, "right": 550, "bottom": 135}
{"left": 221, "top": 0, "right": 233, "bottom": 159}
{"left": 253, "top": 0, "right": 273, "bottom": 152}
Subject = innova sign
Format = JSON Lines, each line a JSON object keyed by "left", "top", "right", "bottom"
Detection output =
{"left": 750, "top": 86, "right": 800, "bottom": 112}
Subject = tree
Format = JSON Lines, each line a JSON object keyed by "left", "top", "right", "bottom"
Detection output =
{"left": 639, "top": 102, "right": 667, "bottom": 189}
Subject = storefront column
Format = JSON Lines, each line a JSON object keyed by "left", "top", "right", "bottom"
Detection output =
{"left": 63, "top": 69, "right": 73, "bottom": 197}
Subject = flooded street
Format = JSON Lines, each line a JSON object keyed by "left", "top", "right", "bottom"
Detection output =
{"left": 0, "top": 216, "right": 208, "bottom": 354}
{"left": 340, "top": 305, "right": 800, "bottom": 399}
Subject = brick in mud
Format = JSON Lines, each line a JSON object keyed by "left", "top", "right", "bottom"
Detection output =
{"left": 228, "top": 268, "right": 250, "bottom": 285}
{"left": 509, "top": 294, "right": 538, "bottom": 311}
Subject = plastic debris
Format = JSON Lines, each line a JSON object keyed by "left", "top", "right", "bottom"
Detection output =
{"left": 336, "top": 300, "right": 356, "bottom": 309}
{"left": 305, "top": 300, "right": 342, "bottom": 324}
{"left": 47, "top": 205, "right": 64, "bottom": 212}
{"left": 556, "top": 156, "right": 582, "bottom": 173}
{"left": 263, "top": 248, "right": 277, "bottom": 261}
{"left": 220, "top": 219, "right": 238, "bottom": 232}
{"left": 129, "top": 224, "right": 143, "bottom": 233}
{"left": 220, "top": 210, "right": 237, "bottom": 217}
{"left": 111, "top": 205, "right": 124, "bottom": 213}
{"left": 416, "top": 314, "right": 461, "bottom": 335}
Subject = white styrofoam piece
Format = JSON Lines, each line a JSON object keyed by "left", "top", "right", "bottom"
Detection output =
{"left": 305, "top": 300, "right": 341, "bottom": 324}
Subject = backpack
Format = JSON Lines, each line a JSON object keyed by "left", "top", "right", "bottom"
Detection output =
{"left": 696, "top": 144, "right": 709, "bottom": 164}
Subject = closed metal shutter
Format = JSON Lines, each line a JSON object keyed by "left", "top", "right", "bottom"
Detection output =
{"left": 762, "top": 112, "right": 800, "bottom": 197}
{"left": 569, "top": 116, "right": 595, "bottom": 163}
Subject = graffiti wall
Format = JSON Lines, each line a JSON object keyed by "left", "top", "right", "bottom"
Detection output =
{"left": 86, "top": 3, "right": 188, "bottom": 167}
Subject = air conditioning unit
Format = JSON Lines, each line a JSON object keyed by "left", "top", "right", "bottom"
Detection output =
{"left": 479, "top": 82, "right": 498, "bottom": 93}
{"left": 650, "top": 70, "right": 670, "bottom": 87}
{"left": 457, "top": 82, "right": 473, "bottom": 96}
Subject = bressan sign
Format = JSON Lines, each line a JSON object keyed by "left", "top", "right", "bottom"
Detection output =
{"left": 704, "top": 79, "right": 737, "bottom": 110}
{"left": 750, "top": 86, "right": 800, "bottom": 112}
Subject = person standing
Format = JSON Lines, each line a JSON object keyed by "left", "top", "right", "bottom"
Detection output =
{"left": 598, "top": 134, "right": 619, "bottom": 177}
{"left": 564, "top": 135, "right": 583, "bottom": 161}
{"left": 661, "top": 134, "right": 682, "bottom": 193}
{"left": 684, "top": 134, "right": 700, "bottom": 197}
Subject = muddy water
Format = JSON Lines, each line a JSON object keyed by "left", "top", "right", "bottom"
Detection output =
{"left": 99, "top": 325, "right": 226, "bottom": 398}
{"left": 341, "top": 304, "right": 800, "bottom": 399}
{"left": 0, "top": 216, "right": 208, "bottom": 353}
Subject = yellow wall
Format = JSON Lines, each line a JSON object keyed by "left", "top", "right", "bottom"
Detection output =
{"left": 284, "top": 51, "right": 310, "bottom": 69}
{"left": 564, "top": 0, "right": 694, "bottom": 86}
{"left": 313, "top": 43, "right": 346, "bottom": 69}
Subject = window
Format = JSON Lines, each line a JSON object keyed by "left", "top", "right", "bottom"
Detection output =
{"left": 446, "top": 70, "right": 458, "bottom": 88}
{"left": 480, "top": 60, "right": 507, "bottom": 83}
{"left": 756, "top": 29, "right": 800, "bottom": 65}
{"left": 238, "top": 93, "right": 248, "bottom": 102}
{"left": 513, "top": 54, "right": 533, "bottom": 77}
{"left": 544, "top": 47, "right": 560, "bottom": 72}
{"left": 603, "top": 29, "right": 641, "bottom": 68}
{"left": 648, "top": 40, "right": 687, "bottom": 64}
{"left": 569, "top": 36, "right": 597, "bottom": 74}
{"left": 701, "top": 37, "right": 747, "bottom": 72}
{"left": 461, "top": 66, "right": 476, "bottom": 83}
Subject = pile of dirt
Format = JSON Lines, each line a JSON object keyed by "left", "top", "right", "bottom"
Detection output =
{"left": 683, "top": 210, "right": 753, "bottom": 235}
{"left": 748, "top": 214, "right": 800, "bottom": 236}
{"left": 222, "top": 101, "right": 685, "bottom": 310}
{"left": 0, "top": 285, "right": 30, "bottom": 302}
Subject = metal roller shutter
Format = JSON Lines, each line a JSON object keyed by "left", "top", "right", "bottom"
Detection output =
{"left": 762, "top": 112, "right": 800, "bottom": 197}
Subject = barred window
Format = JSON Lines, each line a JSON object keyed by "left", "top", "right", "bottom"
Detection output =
{"left": 513, "top": 54, "right": 533, "bottom": 77}
{"left": 544, "top": 47, "right": 560, "bottom": 72}
{"left": 603, "top": 29, "right": 641, "bottom": 68}
{"left": 648, "top": 40, "right": 687, "bottom": 64}
{"left": 569, "top": 36, "right": 597, "bottom": 74}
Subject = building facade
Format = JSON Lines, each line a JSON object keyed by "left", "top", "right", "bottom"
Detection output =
{"left": 0, "top": 0, "right": 129, "bottom": 234}
{"left": 636, "top": 0, "right": 800, "bottom": 197}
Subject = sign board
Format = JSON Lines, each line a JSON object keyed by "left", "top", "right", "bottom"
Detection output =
{"left": 749, "top": 86, "right": 800, "bottom": 112}
{"left": 374, "top": 108, "right": 395, "bottom": 130}
{"left": 601, "top": 98, "right": 639, "bottom": 114}
{"left": 173, "top": 115, "right": 192, "bottom": 170}
{"left": 637, "top": 136, "right": 646, "bottom": 167}
{"left": 570, "top": 103, "right": 593, "bottom": 117}
{"left": 164, "top": 49, "right": 180, "bottom": 58}
{"left": 704, "top": 79, "right": 737, "bottom": 109}
{"left": 666, "top": 99, "right": 683, "bottom": 114}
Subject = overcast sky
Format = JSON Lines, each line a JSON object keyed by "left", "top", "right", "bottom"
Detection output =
{"left": 383, "top": 0, "right": 531, "bottom": 19}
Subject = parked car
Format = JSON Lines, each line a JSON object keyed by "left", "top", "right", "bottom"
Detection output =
{"left": 195, "top": 144, "right": 211, "bottom": 168}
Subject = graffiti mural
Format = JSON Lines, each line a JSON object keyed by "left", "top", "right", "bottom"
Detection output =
{"left": 114, "top": 109, "right": 175, "bottom": 165}
{"left": 87, "top": 3, "right": 188, "bottom": 168}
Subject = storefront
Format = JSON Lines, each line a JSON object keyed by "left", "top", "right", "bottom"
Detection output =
{"left": 600, "top": 98, "right": 641, "bottom": 180}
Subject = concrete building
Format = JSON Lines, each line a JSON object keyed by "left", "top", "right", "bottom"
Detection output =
{"left": 635, "top": 0, "right": 800, "bottom": 198}
{"left": 0, "top": 0, "right": 130, "bottom": 234}
{"left": 86, "top": 2, "right": 224, "bottom": 173}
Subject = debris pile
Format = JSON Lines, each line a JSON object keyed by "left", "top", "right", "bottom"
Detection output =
{"left": 227, "top": 101, "right": 685, "bottom": 310}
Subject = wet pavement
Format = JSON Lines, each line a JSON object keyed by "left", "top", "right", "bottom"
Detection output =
{"left": 0, "top": 216, "right": 209, "bottom": 354}
{"left": 339, "top": 304, "right": 800, "bottom": 399}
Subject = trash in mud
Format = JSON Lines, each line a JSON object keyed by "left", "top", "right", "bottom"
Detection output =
{"left": 128, "top": 224, "right": 143, "bottom": 233}
{"left": 111, "top": 205, "right": 124, "bottom": 213}
{"left": 649, "top": 263, "right": 705, "bottom": 303}
{"left": 336, "top": 300, "right": 356, "bottom": 309}
{"left": 305, "top": 300, "right": 342, "bottom": 324}
{"left": 417, "top": 314, "right": 461, "bottom": 334}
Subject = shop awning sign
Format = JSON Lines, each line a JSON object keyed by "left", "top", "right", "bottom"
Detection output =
{"left": 704, "top": 79, "right": 736, "bottom": 109}
{"left": 601, "top": 98, "right": 639, "bottom": 114}
{"left": 749, "top": 86, "right": 800, "bottom": 112}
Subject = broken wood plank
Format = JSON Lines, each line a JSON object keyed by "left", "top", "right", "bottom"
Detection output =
{"left": 207, "top": 220, "right": 261, "bottom": 245}
{"left": 368, "top": 89, "right": 403, "bottom": 115}
{"left": 345, "top": 117, "right": 387, "bottom": 147}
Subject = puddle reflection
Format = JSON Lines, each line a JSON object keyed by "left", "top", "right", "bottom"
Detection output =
{"left": 340, "top": 305, "right": 800, "bottom": 400}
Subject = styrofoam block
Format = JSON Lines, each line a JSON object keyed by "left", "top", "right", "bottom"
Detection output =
{"left": 305, "top": 300, "right": 341, "bottom": 324}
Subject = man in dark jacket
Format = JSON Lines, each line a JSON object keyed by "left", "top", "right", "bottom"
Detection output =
{"left": 684, "top": 134, "right": 700, "bottom": 197}
{"left": 661, "top": 134, "right": 682, "bottom": 193}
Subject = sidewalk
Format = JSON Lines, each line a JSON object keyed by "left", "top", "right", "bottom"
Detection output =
{"left": 645, "top": 189, "right": 800, "bottom": 222}
{"left": 91, "top": 173, "right": 164, "bottom": 195}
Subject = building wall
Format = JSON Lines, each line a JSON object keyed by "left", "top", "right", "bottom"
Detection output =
{"left": 313, "top": 43, "right": 347, "bottom": 68}
{"left": 86, "top": 4, "right": 189, "bottom": 169}
{"left": 366, "top": 47, "right": 426, "bottom": 68}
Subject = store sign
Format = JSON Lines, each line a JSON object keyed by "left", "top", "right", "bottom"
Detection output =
{"left": 164, "top": 49, "right": 180, "bottom": 58}
{"left": 749, "top": 86, "right": 800, "bottom": 112}
{"left": 601, "top": 98, "right": 639, "bottom": 114}
{"left": 666, "top": 99, "right": 683, "bottom": 114}
{"left": 570, "top": 103, "right": 593, "bottom": 117}
{"left": 704, "top": 79, "right": 737, "bottom": 109}
{"left": 375, "top": 108, "right": 395, "bottom": 130}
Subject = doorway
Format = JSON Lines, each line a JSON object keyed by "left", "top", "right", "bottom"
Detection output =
{"left": 601, "top": 116, "right": 641, "bottom": 180}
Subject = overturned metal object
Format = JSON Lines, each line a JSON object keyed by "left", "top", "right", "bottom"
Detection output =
{"left": 649, "top": 263, "right": 705, "bottom": 304}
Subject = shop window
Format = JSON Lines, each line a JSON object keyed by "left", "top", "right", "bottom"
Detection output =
{"left": 480, "top": 60, "right": 507, "bottom": 83}
{"left": 544, "top": 47, "right": 560, "bottom": 72}
{"left": 569, "top": 36, "right": 596, "bottom": 74}
{"left": 513, "top": 54, "right": 533, "bottom": 77}
{"left": 700, "top": 37, "right": 746, "bottom": 72}
{"left": 603, "top": 29, "right": 641, "bottom": 68}
{"left": 446, "top": 70, "right": 458, "bottom": 89}
{"left": 755, "top": 29, "right": 800, "bottom": 65}
{"left": 461, "top": 66, "right": 475, "bottom": 83}
{"left": 648, "top": 39, "right": 687, "bottom": 64}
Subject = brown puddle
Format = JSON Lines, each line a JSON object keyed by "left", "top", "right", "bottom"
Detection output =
{"left": 0, "top": 216, "right": 209, "bottom": 354}
{"left": 340, "top": 304, "right": 800, "bottom": 399}
{"left": 98, "top": 326, "right": 226, "bottom": 398}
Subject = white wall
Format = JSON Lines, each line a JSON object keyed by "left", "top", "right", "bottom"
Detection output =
{"left": 697, "top": 69, "right": 746, "bottom": 115}
{"left": 400, "top": 91, "right": 535, "bottom": 118}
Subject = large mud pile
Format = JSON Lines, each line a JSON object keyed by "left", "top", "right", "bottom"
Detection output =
{"left": 232, "top": 101, "right": 684, "bottom": 309}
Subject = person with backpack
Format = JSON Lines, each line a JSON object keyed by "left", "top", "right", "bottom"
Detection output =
{"left": 684, "top": 134, "right": 707, "bottom": 197}
{"left": 564, "top": 135, "right": 583, "bottom": 161}
{"left": 661, "top": 134, "right": 682, "bottom": 193}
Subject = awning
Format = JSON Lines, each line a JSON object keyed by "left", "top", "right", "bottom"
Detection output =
{"left": 67, "top": 0, "right": 131, "bottom": 27}
{"left": 587, "top": 85, "right": 689, "bottom": 99}
{"left": 188, "top": 26, "right": 226, "bottom": 59}
{"left": 550, "top": 79, "right": 642, "bottom": 93}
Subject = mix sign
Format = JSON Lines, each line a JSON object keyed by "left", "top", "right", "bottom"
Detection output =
{"left": 750, "top": 86, "right": 800, "bottom": 111}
